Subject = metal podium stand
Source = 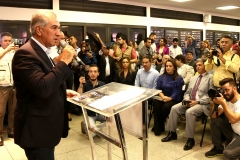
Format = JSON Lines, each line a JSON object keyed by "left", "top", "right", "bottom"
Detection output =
{"left": 68, "top": 82, "right": 160, "bottom": 160}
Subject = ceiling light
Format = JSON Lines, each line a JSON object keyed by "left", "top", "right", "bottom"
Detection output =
{"left": 170, "top": 0, "right": 191, "bottom": 2}
{"left": 216, "top": 6, "right": 239, "bottom": 10}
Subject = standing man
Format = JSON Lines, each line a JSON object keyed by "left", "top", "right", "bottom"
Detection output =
{"left": 205, "top": 35, "right": 240, "bottom": 88}
{"left": 138, "top": 33, "right": 157, "bottom": 56}
{"left": 184, "top": 34, "right": 196, "bottom": 60}
{"left": 113, "top": 33, "right": 137, "bottom": 70}
{"left": 0, "top": 32, "right": 18, "bottom": 146}
{"left": 12, "top": 10, "right": 77, "bottom": 159}
{"left": 169, "top": 38, "right": 183, "bottom": 58}
{"left": 139, "top": 38, "right": 153, "bottom": 66}
{"left": 98, "top": 46, "right": 116, "bottom": 84}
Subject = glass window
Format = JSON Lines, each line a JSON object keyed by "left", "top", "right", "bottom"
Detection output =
{"left": 60, "top": 25, "right": 83, "bottom": 47}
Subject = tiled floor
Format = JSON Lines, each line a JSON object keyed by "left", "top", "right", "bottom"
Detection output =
{"left": 1, "top": 114, "right": 226, "bottom": 160}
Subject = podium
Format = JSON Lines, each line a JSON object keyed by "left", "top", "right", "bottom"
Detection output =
{"left": 68, "top": 82, "right": 160, "bottom": 160}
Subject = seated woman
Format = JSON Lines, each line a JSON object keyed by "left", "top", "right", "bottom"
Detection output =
{"left": 153, "top": 59, "right": 184, "bottom": 136}
{"left": 114, "top": 57, "right": 137, "bottom": 85}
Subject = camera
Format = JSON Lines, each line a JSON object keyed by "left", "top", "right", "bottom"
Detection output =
{"left": 85, "top": 43, "right": 90, "bottom": 52}
{"left": 211, "top": 46, "right": 223, "bottom": 56}
{"left": 182, "top": 100, "right": 191, "bottom": 107}
{"left": 207, "top": 89, "right": 221, "bottom": 99}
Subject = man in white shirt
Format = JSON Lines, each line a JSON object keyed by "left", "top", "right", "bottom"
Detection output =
{"left": 205, "top": 78, "right": 240, "bottom": 159}
{"left": 0, "top": 32, "right": 18, "bottom": 146}
{"left": 169, "top": 38, "right": 183, "bottom": 58}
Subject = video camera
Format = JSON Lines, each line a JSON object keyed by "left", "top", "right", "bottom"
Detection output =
{"left": 207, "top": 89, "right": 221, "bottom": 99}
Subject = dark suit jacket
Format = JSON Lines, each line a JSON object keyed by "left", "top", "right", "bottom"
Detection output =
{"left": 114, "top": 71, "right": 136, "bottom": 85}
{"left": 98, "top": 55, "right": 116, "bottom": 83}
{"left": 12, "top": 39, "right": 72, "bottom": 148}
{"left": 187, "top": 60, "right": 196, "bottom": 73}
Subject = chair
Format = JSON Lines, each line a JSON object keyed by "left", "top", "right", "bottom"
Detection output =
{"left": 200, "top": 113, "right": 208, "bottom": 147}
{"left": 148, "top": 96, "right": 208, "bottom": 147}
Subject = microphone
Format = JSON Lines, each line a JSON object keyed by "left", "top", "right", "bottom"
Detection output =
{"left": 59, "top": 40, "right": 85, "bottom": 66}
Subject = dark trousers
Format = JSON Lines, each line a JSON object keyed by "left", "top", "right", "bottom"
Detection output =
{"left": 24, "top": 147, "right": 55, "bottom": 160}
{"left": 153, "top": 100, "right": 178, "bottom": 135}
{"left": 210, "top": 114, "right": 234, "bottom": 150}
{"left": 224, "top": 134, "right": 240, "bottom": 160}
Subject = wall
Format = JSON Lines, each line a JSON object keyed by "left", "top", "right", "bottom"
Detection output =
{"left": 0, "top": 0, "right": 239, "bottom": 39}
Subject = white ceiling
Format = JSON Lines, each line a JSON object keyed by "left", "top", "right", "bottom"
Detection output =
{"left": 125, "top": 0, "right": 240, "bottom": 19}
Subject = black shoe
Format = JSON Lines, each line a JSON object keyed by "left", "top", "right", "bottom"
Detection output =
{"left": 8, "top": 132, "right": 14, "bottom": 138}
{"left": 184, "top": 138, "right": 195, "bottom": 150}
{"left": 71, "top": 110, "right": 81, "bottom": 116}
{"left": 0, "top": 136, "right": 3, "bottom": 146}
{"left": 161, "top": 131, "right": 177, "bottom": 142}
{"left": 205, "top": 146, "right": 223, "bottom": 158}
{"left": 151, "top": 127, "right": 154, "bottom": 132}
{"left": 68, "top": 117, "right": 72, "bottom": 121}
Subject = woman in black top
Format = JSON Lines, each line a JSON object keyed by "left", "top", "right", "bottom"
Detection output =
{"left": 114, "top": 57, "right": 136, "bottom": 85}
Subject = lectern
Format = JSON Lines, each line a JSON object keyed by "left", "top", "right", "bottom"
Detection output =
{"left": 68, "top": 82, "right": 160, "bottom": 160}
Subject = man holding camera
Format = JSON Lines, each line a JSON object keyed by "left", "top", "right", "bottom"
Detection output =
{"left": 205, "top": 35, "right": 240, "bottom": 88}
{"left": 0, "top": 32, "right": 18, "bottom": 146}
{"left": 161, "top": 58, "right": 213, "bottom": 151}
{"left": 205, "top": 78, "right": 240, "bottom": 159}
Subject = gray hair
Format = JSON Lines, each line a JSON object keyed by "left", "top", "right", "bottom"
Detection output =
{"left": 195, "top": 58, "right": 206, "bottom": 64}
{"left": 30, "top": 10, "right": 56, "bottom": 35}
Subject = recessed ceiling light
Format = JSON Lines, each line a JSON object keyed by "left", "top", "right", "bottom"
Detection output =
{"left": 216, "top": 6, "right": 239, "bottom": 10}
{"left": 170, "top": 0, "right": 191, "bottom": 2}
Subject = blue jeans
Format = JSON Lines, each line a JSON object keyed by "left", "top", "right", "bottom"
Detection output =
{"left": 84, "top": 114, "right": 106, "bottom": 137}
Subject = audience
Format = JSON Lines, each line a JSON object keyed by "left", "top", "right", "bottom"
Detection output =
{"left": 113, "top": 33, "right": 137, "bottom": 70}
{"left": 152, "top": 59, "right": 184, "bottom": 136}
{"left": 169, "top": 38, "right": 183, "bottom": 58}
{"left": 186, "top": 50, "right": 196, "bottom": 72}
{"left": 0, "top": 32, "right": 18, "bottom": 146}
{"left": 155, "top": 38, "right": 169, "bottom": 60}
{"left": 205, "top": 78, "right": 240, "bottom": 159}
{"left": 139, "top": 38, "right": 154, "bottom": 67}
{"left": 114, "top": 57, "right": 136, "bottom": 85}
{"left": 205, "top": 35, "right": 240, "bottom": 88}
{"left": 135, "top": 56, "right": 159, "bottom": 89}
{"left": 98, "top": 46, "right": 116, "bottom": 84}
{"left": 162, "top": 58, "right": 213, "bottom": 151}
{"left": 77, "top": 64, "right": 106, "bottom": 137}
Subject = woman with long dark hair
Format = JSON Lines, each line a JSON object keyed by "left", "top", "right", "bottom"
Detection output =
{"left": 152, "top": 59, "right": 184, "bottom": 136}
{"left": 156, "top": 38, "right": 169, "bottom": 59}
{"left": 114, "top": 57, "right": 136, "bottom": 85}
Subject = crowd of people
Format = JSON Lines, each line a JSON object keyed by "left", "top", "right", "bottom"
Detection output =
{"left": 0, "top": 9, "right": 240, "bottom": 160}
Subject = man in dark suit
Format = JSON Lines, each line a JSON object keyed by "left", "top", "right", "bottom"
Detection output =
{"left": 12, "top": 10, "right": 77, "bottom": 160}
{"left": 98, "top": 46, "right": 116, "bottom": 84}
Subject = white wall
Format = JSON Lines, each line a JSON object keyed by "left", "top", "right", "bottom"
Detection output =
{"left": 0, "top": 0, "right": 239, "bottom": 39}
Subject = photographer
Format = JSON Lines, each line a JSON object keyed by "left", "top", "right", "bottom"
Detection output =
{"left": 0, "top": 32, "right": 18, "bottom": 146}
{"left": 205, "top": 78, "right": 240, "bottom": 159}
{"left": 74, "top": 41, "right": 97, "bottom": 90}
{"left": 205, "top": 35, "right": 240, "bottom": 88}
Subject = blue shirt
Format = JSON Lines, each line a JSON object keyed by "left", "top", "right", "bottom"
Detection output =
{"left": 134, "top": 68, "right": 159, "bottom": 89}
{"left": 156, "top": 74, "right": 184, "bottom": 102}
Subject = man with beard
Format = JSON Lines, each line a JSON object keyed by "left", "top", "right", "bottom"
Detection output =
{"left": 205, "top": 78, "right": 240, "bottom": 159}
{"left": 113, "top": 33, "right": 137, "bottom": 70}
{"left": 138, "top": 33, "right": 157, "bottom": 56}
{"left": 77, "top": 64, "right": 106, "bottom": 136}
